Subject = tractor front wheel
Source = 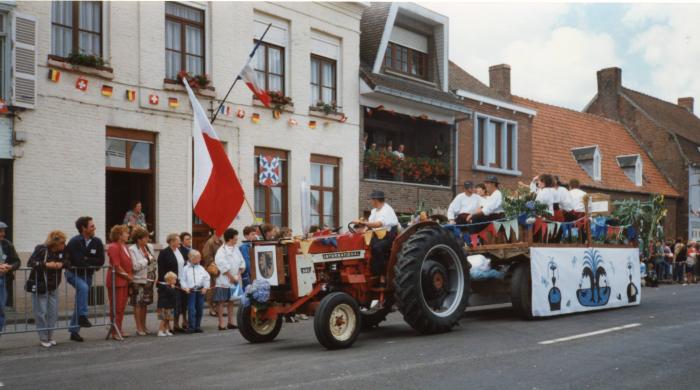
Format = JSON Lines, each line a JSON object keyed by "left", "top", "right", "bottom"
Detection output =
{"left": 394, "top": 227, "right": 470, "bottom": 334}
{"left": 237, "top": 304, "right": 283, "bottom": 343}
{"left": 314, "top": 292, "right": 361, "bottom": 349}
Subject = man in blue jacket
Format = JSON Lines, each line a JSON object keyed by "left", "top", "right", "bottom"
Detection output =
{"left": 66, "top": 216, "right": 105, "bottom": 342}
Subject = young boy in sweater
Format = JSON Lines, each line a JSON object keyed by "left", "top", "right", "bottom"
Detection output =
{"left": 157, "top": 272, "right": 178, "bottom": 337}
{"left": 181, "top": 250, "right": 210, "bottom": 334}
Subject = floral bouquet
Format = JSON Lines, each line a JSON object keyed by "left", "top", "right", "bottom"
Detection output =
{"left": 242, "top": 279, "right": 271, "bottom": 309}
{"left": 502, "top": 187, "right": 549, "bottom": 223}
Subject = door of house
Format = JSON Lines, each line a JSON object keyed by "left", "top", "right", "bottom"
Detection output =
{"left": 105, "top": 128, "right": 156, "bottom": 240}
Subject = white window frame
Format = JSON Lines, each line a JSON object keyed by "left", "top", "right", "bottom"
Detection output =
{"left": 572, "top": 145, "right": 601, "bottom": 182}
{"left": 616, "top": 154, "right": 643, "bottom": 186}
{"left": 253, "top": 11, "right": 289, "bottom": 95}
{"left": 593, "top": 147, "right": 601, "bottom": 182}
{"left": 473, "top": 113, "right": 520, "bottom": 176}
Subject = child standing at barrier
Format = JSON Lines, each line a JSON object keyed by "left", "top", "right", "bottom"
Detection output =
{"left": 157, "top": 272, "right": 178, "bottom": 337}
{"left": 181, "top": 250, "right": 210, "bottom": 334}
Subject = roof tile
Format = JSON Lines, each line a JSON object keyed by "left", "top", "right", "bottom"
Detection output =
{"left": 512, "top": 96, "right": 679, "bottom": 197}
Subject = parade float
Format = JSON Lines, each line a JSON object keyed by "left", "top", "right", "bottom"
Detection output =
{"left": 237, "top": 190, "right": 657, "bottom": 349}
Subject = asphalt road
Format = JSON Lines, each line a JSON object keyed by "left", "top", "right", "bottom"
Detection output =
{"left": 1, "top": 284, "right": 699, "bottom": 390}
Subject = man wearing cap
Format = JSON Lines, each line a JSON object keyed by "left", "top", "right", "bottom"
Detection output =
{"left": 447, "top": 181, "right": 481, "bottom": 225}
{"left": 0, "top": 221, "right": 21, "bottom": 335}
{"left": 467, "top": 176, "right": 505, "bottom": 234}
{"left": 353, "top": 190, "right": 399, "bottom": 285}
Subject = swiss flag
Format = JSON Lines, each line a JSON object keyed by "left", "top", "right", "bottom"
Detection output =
{"left": 239, "top": 62, "right": 271, "bottom": 108}
{"left": 182, "top": 79, "right": 245, "bottom": 235}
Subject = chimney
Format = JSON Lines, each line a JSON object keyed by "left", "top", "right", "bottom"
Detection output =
{"left": 596, "top": 67, "right": 622, "bottom": 96}
{"left": 489, "top": 64, "right": 511, "bottom": 98}
{"left": 596, "top": 67, "right": 622, "bottom": 120}
{"left": 678, "top": 97, "right": 694, "bottom": 113}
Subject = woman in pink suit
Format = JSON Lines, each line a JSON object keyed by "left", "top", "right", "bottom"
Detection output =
{"left": 106, "top": 225, "right": 133, "bottom": 340}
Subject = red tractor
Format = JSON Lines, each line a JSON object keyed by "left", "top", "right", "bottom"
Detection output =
{"left": 237, "top": 222, "right": 470, "bottom": 349}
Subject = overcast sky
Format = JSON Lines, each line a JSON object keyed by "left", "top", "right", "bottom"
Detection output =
{"left": 420, "top": 2, "right": 700, "bottom": 111}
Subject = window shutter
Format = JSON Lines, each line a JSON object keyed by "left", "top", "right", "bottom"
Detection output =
{"left": 12, "top": 12, "right": 37, "bottom": 109}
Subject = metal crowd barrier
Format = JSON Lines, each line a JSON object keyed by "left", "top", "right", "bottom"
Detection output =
{"left": 0, "top": 266, "right": 116, "bottom": 338}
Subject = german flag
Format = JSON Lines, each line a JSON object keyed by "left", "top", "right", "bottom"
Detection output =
{"left": 101, "top": 85, "right": 113, "bottom": 97}
{"left": 309, "top": 120, "right": 317, "bottom": 129}
{"left": 168, "top": 97, "right": 179, "bottom": 108}
{"left": 125, "top": 90, "right": 136, "bottom": 102}
{"left": 251, "top": 113, "right": 260, "bottom": 124}
{"left": 48, "top": 69, "right": 61, "bottom": 82}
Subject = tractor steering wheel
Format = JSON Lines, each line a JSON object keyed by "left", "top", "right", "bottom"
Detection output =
{"left": 347, "top": 222, "right": 357, "bottom": 234}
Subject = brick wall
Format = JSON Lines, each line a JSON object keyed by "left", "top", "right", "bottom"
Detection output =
{"left": 359, "top": 179, "right": 453, "bottom": 216}
{"left": 10, "top": 1, "right": 364, "bottom": 251}
{"left": 456, "top": 100, "right": 534, "bottom": 190}
{"left": 587, "top": 94, "right": 688, "bottom": 238}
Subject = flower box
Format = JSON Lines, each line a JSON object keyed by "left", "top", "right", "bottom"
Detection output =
{"left": 47, "top": 55, "right": 114, "bottom": 80}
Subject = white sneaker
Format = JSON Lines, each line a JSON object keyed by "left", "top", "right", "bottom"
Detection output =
{"left": 49, "top": 340, "right": 57, "bottom": 346}
{"left": 158, "top": 331, "right": 168, "bottom": 337}
{"left": 166, "top": 330, "right": 174, "bottom": 336}
{"left": 40, "top": 341, "right": 52, "bottom": 348}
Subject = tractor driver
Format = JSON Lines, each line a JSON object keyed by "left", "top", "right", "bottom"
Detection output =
{"left": 352, "top": 190, "right": 399, "bottom": 286}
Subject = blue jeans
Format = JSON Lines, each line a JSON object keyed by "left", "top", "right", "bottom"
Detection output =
{"left": 187, "top": 291, "right": 205, "bottom": 331}
{"left": 65, "top": 270, "right": 92, "bottom": 334}
{"left": 33, "top": 290, "right": 58, "bottom": 342}
{"left": 673, "top": 263, "right": 686, "bottom": 282}
{"left": 0, "top": 275, "right": 6, "bottom": 333}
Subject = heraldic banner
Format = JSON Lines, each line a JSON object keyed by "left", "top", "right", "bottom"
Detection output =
{"left": 530, "top": 247, "right": 641, "bottom": 317}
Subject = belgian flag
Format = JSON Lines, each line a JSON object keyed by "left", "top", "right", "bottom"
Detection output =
{"left": 48, "top": 69, "right": 61, "bottom": 82}
{"left": 125, "top": 90, "right": 136, "bottom": 102}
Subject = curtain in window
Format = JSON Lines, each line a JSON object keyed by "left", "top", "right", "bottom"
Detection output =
{"left": 268, "top": 47, "right": 282, "bottom": 92}
{"left": 51, "top": 2, "right": 73, "bottom": 57}
{"left": 185, "top": 25, "right": 203, "bottom": 75}
{"left": 79, "top": 2, "right": 101, "bottom": 56}
{"left": 165, "top": 21, "right": 181, "bottom": 79}
{"left": 310, "top": 59, "right": 320, "bottom": 105}
{"left": 321, "top": 62, "right": 334, "bottom": 103}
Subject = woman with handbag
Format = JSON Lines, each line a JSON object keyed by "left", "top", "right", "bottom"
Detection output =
{"left": 106, "top": 225, "right": 133, "bottom": 340}
{"left": 129, "top": 226, "right": 156, "bottom": 335}
{"left": 26, "top": 230, "right": 69, "bottom": 348}
{"left": 213, "top": 228, "right": 246, "bottom": 330}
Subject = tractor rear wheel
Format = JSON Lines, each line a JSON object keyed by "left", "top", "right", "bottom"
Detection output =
{"left": 510, "top": 264, "right": 533, "bottom": 320}
{"left": 394, "top": 227, "right": 470, "bottom": 334}
{"left": 314, "top": 292, "right": 361, "bottom": 349}
{"left": 237, "top": 304, "right": 283, "bottom": 343}
{"left": 360, "top": 297, "right": 394, "bottom": 331}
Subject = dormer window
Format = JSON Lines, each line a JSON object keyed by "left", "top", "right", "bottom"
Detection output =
{"left": 617, "top": 154, "right": 643, "bottom": 186}
{"left": 384, "top": 42, "right": 427, "bottom": 79}
{"left": 572, "top": 145, "right": 601, "bottom": 182}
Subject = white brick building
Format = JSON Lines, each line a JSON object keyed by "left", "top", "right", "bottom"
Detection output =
{"left": 3, "top": 1, "right": 364, "bottom": 252}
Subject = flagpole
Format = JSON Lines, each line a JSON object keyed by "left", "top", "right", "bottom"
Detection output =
{"left": 210, "top": 23, "right": 273, "bottom": 124}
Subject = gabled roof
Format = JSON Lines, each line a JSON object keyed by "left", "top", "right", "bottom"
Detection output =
{"left": 622, "top": 87, "right": 700, "bottom": 145}
{"left": 677, "top": 135, "right": 700, "bottom": 165}
{"left": 448, "top": 61, "right": 507, "bottom": 101}
{"left": 359, "top": 2, "right": 391, "bottom": 68}
{"left": 512, "top": 96, "right": 679, "bottom": 197}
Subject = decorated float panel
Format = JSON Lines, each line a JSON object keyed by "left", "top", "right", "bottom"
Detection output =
{"left": 530, "top": 247, "right": 641, "bottom": 317}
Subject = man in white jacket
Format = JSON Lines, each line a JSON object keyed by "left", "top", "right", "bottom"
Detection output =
{"left": 447, "top": 181, "right": 481, "bottom": 225}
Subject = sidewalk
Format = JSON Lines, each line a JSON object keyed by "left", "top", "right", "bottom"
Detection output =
{"left": 0, "top": 309, "right": 242, "bottom": 352}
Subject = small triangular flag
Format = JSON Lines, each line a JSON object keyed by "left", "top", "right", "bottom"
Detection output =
{"left": 299, "top": 240, "right": 312, "bottom": 255}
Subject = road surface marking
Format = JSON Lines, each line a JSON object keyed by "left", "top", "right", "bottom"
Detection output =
{"left": 538, "top": 323, "right": 641, "bottom": 345}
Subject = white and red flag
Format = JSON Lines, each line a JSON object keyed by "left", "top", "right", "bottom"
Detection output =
{"left": 183, "top": 79, "right": 245, "bottom": 236}
{"left": 239, "top": 60, "right": 271, "bottom": 108}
